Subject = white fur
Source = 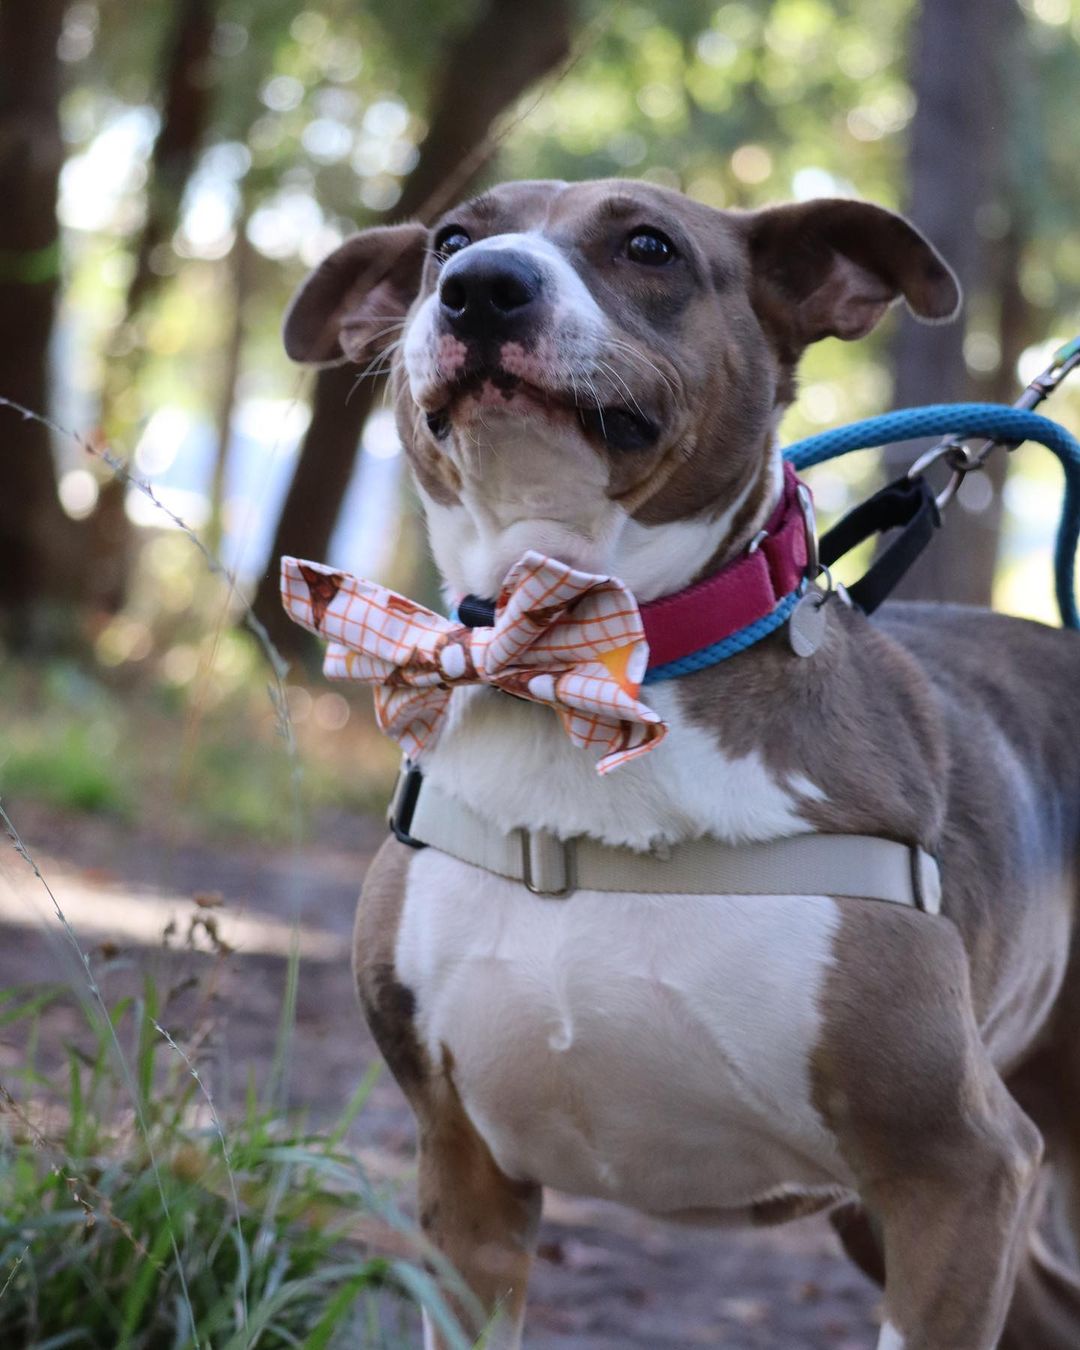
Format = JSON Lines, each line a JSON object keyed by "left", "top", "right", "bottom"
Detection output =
{"left": 423, "top": 680, "right": 825, "bottom": 850}
{"left": 417, "top": 435, "right": 627, "bottom": 596}
{"left": 877, "top": 1323, "right": 905, "bottom": 1350}
{"left": 420, "top": 443, "right": 783, "bottom": 605}
{"left": 396, "top": 849, "right": 854, "bottom": 1216}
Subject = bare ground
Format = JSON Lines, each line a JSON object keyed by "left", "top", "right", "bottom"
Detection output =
{"left": 0, "top": 799, "right": 883, "bottom": 1349}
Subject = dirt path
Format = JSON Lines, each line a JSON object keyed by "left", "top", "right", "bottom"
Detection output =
{"left": 0, "top": 800, "right": 882, "bottom": 1348}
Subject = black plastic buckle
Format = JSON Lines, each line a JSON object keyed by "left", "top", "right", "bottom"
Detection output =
{"left": 818, "top": 474, "right": 941, "bottom": 616}
{"left": 388, "top": 762, "right": 427, "bottom": 848}
{"left": 458, "top": 594, "right": 496, "bottom": 628}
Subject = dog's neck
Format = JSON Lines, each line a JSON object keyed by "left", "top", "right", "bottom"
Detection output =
{"left": 419, "top": 423, "right": 786, "bottom": 606}
{"left": 413, "top": 426, "right": 838, "bottom": 851}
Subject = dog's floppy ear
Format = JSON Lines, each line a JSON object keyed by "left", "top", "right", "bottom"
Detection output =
{"left": 744, "top": 198, "right": 961, "bottom": 346}
{"left": 282, "top": 223, "right": 428, "bottom": 366}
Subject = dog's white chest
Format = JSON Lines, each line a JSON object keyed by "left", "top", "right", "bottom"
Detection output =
{"left": 396, "top": 849, "right": 853, "bottom": 1217}
{"left": 420, "top": 683, "right": 825, "bottom": 850}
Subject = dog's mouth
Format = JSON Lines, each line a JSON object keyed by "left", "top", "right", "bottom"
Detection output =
{"left": 425, "top": 373, "right": 660, "bottom": 453}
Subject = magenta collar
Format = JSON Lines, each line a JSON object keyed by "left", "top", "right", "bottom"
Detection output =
{"left": 639, "top": 463, "right": 809, "bottom": 682}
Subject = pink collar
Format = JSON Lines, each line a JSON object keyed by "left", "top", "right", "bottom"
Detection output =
{"left": 639, "top": 462, "right": 809, "bottom": 678}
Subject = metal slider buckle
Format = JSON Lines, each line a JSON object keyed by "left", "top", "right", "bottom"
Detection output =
{"left": 796, "top": 482, "right": 820, "bottom": 588}
{"left": 388, "top": 761, "right": 427, "bottom": 849}
{"left": 520, "top": 829, "right": 576, "bottom": 897}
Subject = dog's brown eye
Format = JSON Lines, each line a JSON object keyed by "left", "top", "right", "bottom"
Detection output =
{"left": 625, "top": 228, "right": 675, "bottom": 266}
{"left": 434, "top": 227, "right": 471, "bottom": 261}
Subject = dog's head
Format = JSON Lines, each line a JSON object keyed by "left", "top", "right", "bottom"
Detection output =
{"left": 284, "top": 180, "right": 958, "bottom": 598}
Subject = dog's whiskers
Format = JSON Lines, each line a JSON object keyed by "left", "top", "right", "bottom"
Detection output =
{"left": 594, "top": 359, "right": 648, "bottom": 423}
{"left": 605, "top": 339, "right": 677, "bottom": 398}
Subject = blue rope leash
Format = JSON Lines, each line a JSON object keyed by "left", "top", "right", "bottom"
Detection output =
{"left": 784, "top": 404, "right": 1080, "bottom": 630}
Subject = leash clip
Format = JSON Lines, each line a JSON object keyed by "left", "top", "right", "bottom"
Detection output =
{"left": 906, "top": 437, "right": 985, "bottom": 510}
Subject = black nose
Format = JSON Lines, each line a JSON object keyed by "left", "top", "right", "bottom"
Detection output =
{"left": 439, "top": 250, "right": 544, "bottom": 338}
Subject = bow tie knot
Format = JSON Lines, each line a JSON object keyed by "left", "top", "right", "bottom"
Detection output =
{"left": 280, "top": 551, "right": 666, "bottom": 774}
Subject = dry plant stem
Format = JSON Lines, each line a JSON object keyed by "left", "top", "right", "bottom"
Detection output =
{"left": 0, "top": 393, "right": 326, "bottom": 1338}
{"left": 0, "top": 801, "right": 204, "bottom": 1347}
{"left": 152, "top": 1018, "right": 250, "bottom": 1328}
{"left": 0, "top": 392, "right": 322, "bottom": 1335}
{"left": 0, "top": 1080, "right": 166, "bottom": 1274}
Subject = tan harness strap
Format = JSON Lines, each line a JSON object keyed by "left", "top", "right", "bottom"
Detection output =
{"left": 396, "top": 773, "right": 942, "bottom": 913}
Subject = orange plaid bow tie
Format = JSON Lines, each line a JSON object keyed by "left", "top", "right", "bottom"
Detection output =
{"left": 280, "top": 551, "right": 667, "bottom": 775}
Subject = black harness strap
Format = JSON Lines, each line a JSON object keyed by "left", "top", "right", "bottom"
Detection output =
{"left": 818, "top": 474, "right": 941, "bottom": 616}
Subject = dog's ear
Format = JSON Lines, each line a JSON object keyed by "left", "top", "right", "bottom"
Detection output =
{"left": 743, "top": 198, "right": 960, "bottom": 346}
{"left": 282, "top": 223, "right": 428, "bottom": 366}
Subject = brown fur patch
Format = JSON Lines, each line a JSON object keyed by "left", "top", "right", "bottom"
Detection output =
{"left": 352, "top": 838, "right": 430, "bottom": 1099}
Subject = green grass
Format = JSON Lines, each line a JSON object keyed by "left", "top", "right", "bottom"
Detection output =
{"left": 1, "top": 724, "right": 129, "bottom": 818}
{"left": 0, "top": 966, "right": 472, "bottom": 1349}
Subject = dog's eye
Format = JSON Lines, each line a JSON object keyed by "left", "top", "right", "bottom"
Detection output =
{"left": 434, "top": 227, "right": 472, "bottom": 261}
{"left": 625, "top": 228, "right": 675, "bottom": 266}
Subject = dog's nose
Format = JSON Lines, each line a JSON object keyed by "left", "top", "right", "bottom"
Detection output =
{"left": 438, "top": 250, "right": 543, "bottom": 338}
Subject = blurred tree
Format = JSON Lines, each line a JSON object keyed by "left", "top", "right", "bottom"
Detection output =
{"left": 251, "top": 0, "right": 576, "bottom": 654}
{"left": 0, "top": 0, "right": 77, "bottom": 641}
{"left": 87, "top": 0, "right": 221, "bottom": 611}
{"left": 6, "top": 0, "right": 1078, "bottom": 652}
{"left": 207, "top": 209, "right": 253, "bottom": 554}
{"left": 882, "top": 0, "right": 1028, "bottom": 605}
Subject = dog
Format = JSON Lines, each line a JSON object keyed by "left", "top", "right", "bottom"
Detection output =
{"left": 281, "top": 179, "right": 1080, "bottom": 1349}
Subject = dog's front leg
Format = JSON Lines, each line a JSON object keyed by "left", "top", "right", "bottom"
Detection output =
{"left": 354, "top": 838, "right": 542, "bottom": 1348}
{"left": 416, "top": 1073, "right": 542, "bottom": 1350}
{"left": 818, "top": 903, "right": 1043, "bottom": 1350}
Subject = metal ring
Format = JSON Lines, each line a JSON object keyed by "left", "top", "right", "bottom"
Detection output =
{"left": 907, "top": 437, "right": 969, "bottom": 480}
{"left": 934, "top": 468, "right": 965, "bottom": 511}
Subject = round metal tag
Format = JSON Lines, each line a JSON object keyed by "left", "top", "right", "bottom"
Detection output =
{"left": 788, "top": 591, "right": 828, "bottom": 658}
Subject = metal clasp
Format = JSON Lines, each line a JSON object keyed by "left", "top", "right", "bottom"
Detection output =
{"left": 905, "top": 332, "right": 1080, "bottom": 511}
{"left": 906, "top": 437, "right": 987, "bottom": 510}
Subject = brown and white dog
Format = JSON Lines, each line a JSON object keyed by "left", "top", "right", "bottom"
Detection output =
{"left": 282, "top": 180, "right": 1080, "bottom": 1349}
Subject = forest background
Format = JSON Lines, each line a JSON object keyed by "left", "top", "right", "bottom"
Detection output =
{"left": 1, "top": 1, "right": 1079, "bottom": 1346}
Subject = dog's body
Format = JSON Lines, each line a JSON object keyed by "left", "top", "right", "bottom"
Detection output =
{"left": 283, "top": 180, "right": 1080, "bottom": 1348}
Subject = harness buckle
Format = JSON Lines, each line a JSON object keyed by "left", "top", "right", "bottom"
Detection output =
{"left": 520, "top": 829, "right": 575, "bottom": 897}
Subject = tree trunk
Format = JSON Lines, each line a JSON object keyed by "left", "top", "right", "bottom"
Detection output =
{"left": 87, "top": 0, "right": 219, "bottom": 612}
{"left": 881, "top": 0, "right": 1025, "bottom": 605}
{"left": 207, "top": 212, "right": 254, "bottom": 555}
{"left": 0, "top": 0, "right": 75, "bottom": 638}
{"left": 124, "top": 0, "right": 218, "bottom": 319}
{"left": 251, "top": 0, "right": 575, "bottom": 655}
